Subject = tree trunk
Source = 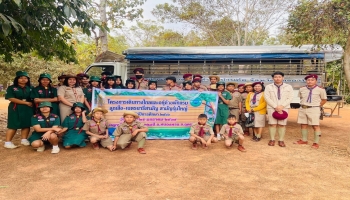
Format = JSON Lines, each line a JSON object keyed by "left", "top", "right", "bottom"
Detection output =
{"left": 344, "top": 34, "right": 350, "bottom": 155}
{"left": 99, "top": 0, "right": 108, "bottom": 53}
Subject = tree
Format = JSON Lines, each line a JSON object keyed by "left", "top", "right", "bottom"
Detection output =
{"left": 152, "top": 0, "right": 295, "bottom": 46}
{"left": 0, "top": 0, "right": 98, "bottom": 62}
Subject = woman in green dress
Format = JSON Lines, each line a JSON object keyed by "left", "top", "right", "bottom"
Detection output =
{"left": 58, "top": 102, "right": 88, "bottom": 148}
{"left": 214, "top": 81, "right": 232, "bottom": 140}
{"left": 30, "top": 73, "right": 59, "bottom": 116}
{"left": 4, "top": 71, "right": 34, "bottom": 149}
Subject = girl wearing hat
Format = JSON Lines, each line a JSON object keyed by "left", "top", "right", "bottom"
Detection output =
{"left": 4, "top": 71, "right": 34, "bottom": 149}
{"left": 28, "top": 101, "right": 62, "bottom": 153}
{"left": 59, "top": 102, "right": 88, "bottom": 148}
{"left": 214, "top": 81, "right": 232, "bottom": 140}
{"left": 125, "top": 79, "right": 136, "bottom": 89}
{"left": 103, "top": 75, "right": 118, "bottom": 89}
{"left": 82, "top": 107, "right": 114, "bottom": 151}
{"left": 246, "top": 82, "right": 267, "bottom": 142}
{"left": 31, "top": 73, "right": 60, "bottom": 116}
{"left": 57, "top": 75, "right": 86, "bottom": 123}
{"left": 83, "top": 75, "right": 101, "bottom": 110}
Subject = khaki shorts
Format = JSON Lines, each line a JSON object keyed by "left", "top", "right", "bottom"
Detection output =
{"left": 91, "top": 136, "right": 113, "bottom": 147}
{"left": 191, "top": 135, "right": 215, "bottom": 142}
{"left": 116, "top": 132, "right": 147, "bottom": 149}
{"left": 229, "top": 108, "right": 240, "bottom": 121}
{"left": 297, "top": 107, "right": 320, "bottom": 125}
{"left": 253, "top": 111, "right": 266, "bottom": 127}
{"left": 267, "top": 108, "right": 289, "bottom": 125}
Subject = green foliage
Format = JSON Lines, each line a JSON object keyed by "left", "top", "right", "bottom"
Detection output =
{"left": 0, "top": 0, "right": 100, "bottom": 62}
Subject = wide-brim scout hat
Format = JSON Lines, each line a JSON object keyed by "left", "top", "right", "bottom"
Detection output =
{"left": 91, "top": 107, "right": 108, "bottom": 114}
{"left": 226, "top": 82, "right": 238, "bottom": 88}
{"left": 252, "top": 81, "right": 264, "bottom": 87}
{"left": 58, "top": 73, "right": 67, "bottom": 80}
{"left": 166, "top": 76, "right": 177, "bottom": 82}
{"left": 272, "top": 110, "right": 288, "bottom": 120}
{"left": 305, "top": 74, "right": 318, "bottom": 80}
{"left": 123, "top": 111, "right": 139, "bottom": 119}
{"left": 216, "top": 81, "right": 226, "bottom": 88}
{"left": 183, "top": 73, "right": 192, "bottom": 79}
{"left": 133, "top": 68, "right": 144, "bottom": 74}
{"left": 38, "top": 73, "right": 52, "bottom": 82}
{"left": 15, "top": 71, "right": 29, "bottom": 78}
{"left": 209, "top": 75, "right": 220, "bottom": 81}
{"left": 64, "top": 74, "right": 78, "bottom": 80}
{"left": 38, "top": 101, "right": 52, "bottom": 108}
{"left": 71, "top": 102, "right": 86, "bottom": 111}
{"left": 89, "top": 76, "right": 101, "bottom": 83}
{"left": 244, "top": 82, "right": 253, "bottom": 87}
{"left": 192, "top": 77, "right": 201, "bottom": 83}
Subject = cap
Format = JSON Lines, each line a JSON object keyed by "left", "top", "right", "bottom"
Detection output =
{"left": 192, "top": 77, "right": 201, "bottom": 83}
{"left": 183, "top": 73, "right": 192, "bottom": 79}
{"left": 216, "top": 81, "right": 226, "bottom": 87}
{"left": 123, "top": 111, "right": 139, "bottom": 119}
{"left": 38, "top": 101, "right": 52, "bottom": 108}
{"left": 252, "top": 81, "right": 264, "bottom": 87}
{"left": 166, "top": 76, "right": 177, "bottom": 82}
{"left": 209, "top": 75, "right": 220, "bottom": 81}
{"left": 305, "top": 74, "right": 318, "bottom": 80}
{"left": 71, "top": 102, "right": 86, "bottom": 111}
{"left": 15, "top": 71, "right": 29, "bottom": 78}
{"left": 272, "top": 110, "right": 288, "bottom": 120}
{"left": 133, "top": 68, "right": 144, "bottom": 74}
{"left": 193, "top": 74, "right": 203, "bottom": 79}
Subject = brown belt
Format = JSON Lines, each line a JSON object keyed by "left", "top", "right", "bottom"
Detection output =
{"left": 229, "top": 108, "right": 239, "bottom": 110}
{"left": 301, "top": 105, "right": 319, "bottom": 109}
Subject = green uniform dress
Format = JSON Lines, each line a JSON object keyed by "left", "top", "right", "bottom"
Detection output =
{"left": 215, "top": 91, "right": 232, "bottom": 125}
{"left": 5, "top": 85, "right": 34, "bottom": 129}
{"left": 83, "top": 86, "right": 94, "bottom": 112}
{"left": 62, "top": 114, "right": 88, "bottom": 147}
{"left": 28, "top": 113, "right": 60, "bottom": 144}
{"left": 30, "top": 86, "right": 59, "bottom": 116}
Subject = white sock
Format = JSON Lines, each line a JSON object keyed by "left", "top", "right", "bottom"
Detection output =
{"left": 53, "top": 145, "right": 59, "bottom": 149}
{"left": 21, "top": 139, "right": 28, "bottom": 142}
{"left": 5, "top": 141, "right": 12, "bottom": 145}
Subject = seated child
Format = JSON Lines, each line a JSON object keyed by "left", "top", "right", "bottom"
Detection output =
{"left": 189, "top": 114, "right": 218, "bottom": 149}
{"left": 219, "top": 114, "right": 246, "bottom": 152}
{"left": 112, "top": 111, "right": 148, "bottom": 154}
{"left": 83, "top": 107, "right": 114, "bottom": 151}
{"left": 28, "top": 101, "right": 62, "bottom": 154}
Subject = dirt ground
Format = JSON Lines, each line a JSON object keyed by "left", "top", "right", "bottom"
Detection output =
{"left": 0, "top": 98, "right": 350, "bottom": 200}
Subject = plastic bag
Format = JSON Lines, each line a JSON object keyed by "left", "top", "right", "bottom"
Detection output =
{"left": 245, "top": 113, "right": 255, "bottom": 127}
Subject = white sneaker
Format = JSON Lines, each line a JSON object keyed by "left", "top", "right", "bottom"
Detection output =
{"left": 217, "top": 135, "right": 221, "bottom": 141}
{"left": 37, "top": 146, "right": 45, "bottom": 152}
{"left": 51, "top": 147, "right": 60, "bottom": 154}
{"left": 4, "top": 143, "right": 18, "bottom": 149}
{"left": 21, "top": 140, "right": 30, "bottom": 146}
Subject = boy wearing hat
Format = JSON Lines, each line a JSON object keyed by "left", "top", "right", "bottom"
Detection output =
{"left": 28, "top": 102, "right": 62, "bottom": 153}
{"left": 294, "top": 74, "right": 327, "bottom": 149}
{"left": 133, "top": 68, "right": 149, "bottom": 90}
{"left": 192, "top": 78, "right": 208, "bottom": 91}
{"left": 148, "top": 80, "right": 157, "bottom": 90}
{"left": 207, "top": 75, "right": 220, "bottom": 91}
{"left": 189, "top": 114, "right": 217, "bottom": 149}
{"left": 163, "top": 76, "right": 181, "bottom": 90}
{"left": 112, "top": 111, "right": 148, "bottom": 154}
{"left": 83, "top": 107, "right": 114, "bottom": 151}
{"left": 220, "top": 114, "right": 246, "bottom": 152}
{"left": 31, "top": 73, "right": 60, "bottom": 116}
{"left": 193, "top": 74, "right": 203, "bottom": 80}
{"left": 183, "top": 73, "right": 193, "bottom": 82}
{"left": 264, "top": 71, "right": 294, "bottom": 147}
{"left": 226, "top": 82, "right": 242, "bottom": 123}
{"left": 83, "top": 76, "right": 100, "bottom": 110}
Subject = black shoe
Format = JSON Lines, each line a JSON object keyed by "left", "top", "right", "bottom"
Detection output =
{"left": 254, "top": 137, "right": 261, "bottom": 142}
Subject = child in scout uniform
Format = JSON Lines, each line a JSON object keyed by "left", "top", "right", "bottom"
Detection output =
{"left": 246, "top": 82, "right": 267, "bottom": 142}
{"left": 133, "top": 68, "right": 149, "bottom": 90}
{"left": 83, "top": 75, "right": 100, "bottom": 110}
{"left": 59, "top": 102, "right": 88, "bottom": 148}
{"left": 4, "top": 71, "right": 34, "bottom": 149}
{"left": 215, "top": 81, "right": 232, "bottom": 140}
{"left": 112, "top": 111, "right": 148, "bottom": 154}
{"left": 115, "top": 75, "right": 126, "bottom": 89}
{"left": 100, "top": 71, "right": 112, "bottom": 87}
{"left": 264, "top": 71, "right": 294, "bottom": 147}
{"left": 182, "top": 81, "right": 193, "bottom": 91}
{"left": 189, "top": 114, "right": 217, "bottom": 149}
{"left": 125, "top": 79, "right": 136, "bottom": 89}
{"left": 207, "top": 75, "right": 220, "bottom": 91}
{"left": 148, "top": 80, "right": 157, "bottom": 90}
{"left": 183, "top": 73, "right": 193, "bottom": 82}
{"left": 83, "top": 107, "right": 114, "bottom": 151}
{"left": 226, "top": 82, "right": 242, "bottom": 123}
{"left": 219, "top": 115, "right": 246, "bottom": 152}
{"left": 103, "top": 75, "right": 118, "bottom": 89}
{"left": 163, "top": 76, "right": 181, "bottom": 90}
{"left": 238, "top": 84, "right": 248, "bottom": 135}
{"left": 192, "top": 77, "right": 208, "bottom": 91}
{"left": 31, "top": 73, "right": 60, "bottom": 116}
{"left": 28, "top": 102, "right": 62, "bottom": 153}
{"left": 294, "top": 74, "right": 327, "bottom": 149}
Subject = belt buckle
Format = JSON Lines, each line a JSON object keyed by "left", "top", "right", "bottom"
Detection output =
{"left": 75, "top": 128, "right": 80, "bottom": 130}
{"left": 301, "top": 105, "right": 308, "bottom": 109}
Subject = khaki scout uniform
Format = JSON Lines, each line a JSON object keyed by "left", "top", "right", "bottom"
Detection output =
{"left": 83, "top": 119, "right": 113, "bottom": 147}
{"left": 192, "top": 85, "right": 208, "bottom": 91}
{"left": 189, "top": 123, "right": 215, "bottom": 142}
{"left": 113, "top": 121, "right": 147, "bottom": 149}
{"left": 135, "top": 79, "right": 149, "bottom": 90}
{"left": 57, "top": 86, "right": 85, "bottom": 123}
{"left": 228, "top": 91, "right": 242, "bottom": 121}
{"left": 297, "top": 86, "right": 327, "bottom": 125}
{"left": 264, "top": 83, "right": 294, "bottom": 125}
{"left": 219, "top": 123, "right": 244, "bottom": 141}
{"left": 240, "top": 92, "right": 248, "bottom": 123}
{"left": 162, "top": 84, "right": 182, "bottom": 91}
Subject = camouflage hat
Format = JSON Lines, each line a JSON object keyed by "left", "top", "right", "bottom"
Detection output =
{"left": 15, "top": 71, "right": 29, "bottom": 78}
{"left": 38, "top": 101, "right": 52, "bottom": 108}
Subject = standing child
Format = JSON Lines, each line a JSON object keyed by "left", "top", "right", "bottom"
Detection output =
{"left": 83, "top": 75, "right": 100, "bottom": 111}
{"left": 83, "top": 107, "right": 114, "bottom": 151}
{"left": 226, "top": 82, "right": 242, "bottom": 123}
{"left": 112, "top": 111, "right": 148, "bottom": 154}
{"left": 238, "top": 84, "right": 248, "bottom": 135}
{"left": 189, "top": 114, "right": 217, "bottom": 149}
{"left": 219, "top": 114, "right": 246, "bottom": 152}
{"left": 28, "top": 102, "right": 62, "bottom": 153}
{"left": 214, "top": 81, "right": 232, "bottom": 140}
{"left": 148, "top": 80, "right": 157, "bottom": 90}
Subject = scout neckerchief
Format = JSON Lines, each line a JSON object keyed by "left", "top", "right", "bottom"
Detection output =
{"left": 70, "top": 86, "right": 80, "bottom": 102}
{"left": 93, "top": 118, "right": 102, "bottom": 133}
{"left": 128, "top": 123, "right": 134, "bottom": 133}
{"left": 37, "top": 113, "right": 52, "bottom": 128}
{"left": 306, "top": 85, "right": 318, "bottom": 103}
{"left": 197, "top": 123, "right": 205, "bottom": 137}
{"left": 251, "top": 91, "right": 261, "bottom": 104}
{"left": 72, "top": 114, "right": 81, "bottom": 129}
{"left": 227, "top": 123, "right": 237, "bottom": 137}
{"left": 137, "top": 78, "right": 143, "bottom": 89}
{"left": 274, "top": 83, "right": 283, "bottom": 100}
